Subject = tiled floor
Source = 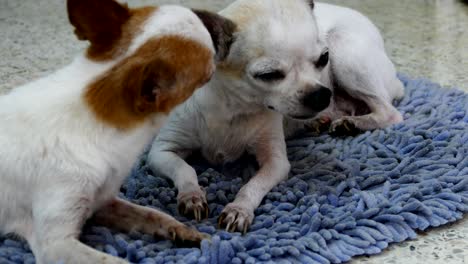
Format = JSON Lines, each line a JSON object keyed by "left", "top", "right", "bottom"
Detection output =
{"left": 0, "top": 0, "right": 467, "bottom": 263}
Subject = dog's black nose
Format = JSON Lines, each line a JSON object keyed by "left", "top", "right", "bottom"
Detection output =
{"left": 302, "top": 87, "right": 332, "bottom": 112}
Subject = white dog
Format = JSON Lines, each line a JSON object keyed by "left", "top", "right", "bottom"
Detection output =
{"left": 0, "top": 0, "right": 235, "bottom": 263}
{"left": 148, "top": 0, "right": 404, "bottom": 233}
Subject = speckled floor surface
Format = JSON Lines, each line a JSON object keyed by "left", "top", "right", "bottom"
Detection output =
{"left": 0, "top": 0, "right": 467, "bottom": 263}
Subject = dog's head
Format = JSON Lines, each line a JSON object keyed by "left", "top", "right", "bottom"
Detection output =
{"left": 67, "top": 0, "right": 235, "bottom": 129}
{"left": 218, "top": 0, "right": 331, "bottom": 120}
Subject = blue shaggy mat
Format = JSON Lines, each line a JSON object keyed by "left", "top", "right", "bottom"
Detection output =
{"left": 1, "top": 74, "right": 467, "bottom": 264}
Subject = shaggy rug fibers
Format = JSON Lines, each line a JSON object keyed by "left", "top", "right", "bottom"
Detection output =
{"left": 1, "top": 75, "right": 467, "bottom": 264}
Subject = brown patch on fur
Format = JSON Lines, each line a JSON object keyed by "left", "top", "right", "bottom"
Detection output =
{"left": 217, "top": 63, "right": 244, "bottom": 79}
{"left": 67, "top": 0, "right": 156, "bottom": 61}
{"left": 85, "top": 35, "right": 214, "bottom": 130}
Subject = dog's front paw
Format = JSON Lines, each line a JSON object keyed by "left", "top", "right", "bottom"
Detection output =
{"left": 177, "top": 189, "right": 209, "bottom": 221}
{"left": 305, "top": 116, "right": 331, "bottom": 135}
{"left": 168, "top": 224, "right": 211, "bottom": 247}
{"left": 218, "top": 203, "right": 254, "bottom": 234}
{"left": 330, "top": 118, "right": 362, "bottom": 136}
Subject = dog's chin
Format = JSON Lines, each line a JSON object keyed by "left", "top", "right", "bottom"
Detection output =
{"left": 288, "top": 114, "right": 317, "bottom": 121}
{"left": 266, "top": 105, "right": 317, "bottom": 120}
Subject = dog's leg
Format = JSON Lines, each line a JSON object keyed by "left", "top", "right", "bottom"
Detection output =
{"left": 330, "top": 95, "right": 402, "bottom": 133}
{"left": 29, "top": 190, "right": 127, "bottom": 264}
{"left": 325, "top": 32, "right": 403, "bottom": 134}
{"left": 148, "top": 147, "right": 208, "bottom": 221}
{"left": 92, "top": 197, "right": 209, "bottom": 246}
{"left": 283, "top": 112, "right": 335, "bottom": 139}
{"left": 218, "top": 120, "right": 290, "bottom": 233}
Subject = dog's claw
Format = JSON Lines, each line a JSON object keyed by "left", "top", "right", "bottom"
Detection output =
{"left": 242, "top": 222, "right": 250, "bottom": 235}
{"left": 218, "top": 212, "right": 226, "bottom": 227}
{"left": 177, "top": 190, "right": 209, "bottom": 221}
{"left": 225, "top": 221, "right": 232, "bottom": 232}
{"left": 218, "top": 204, "right": 254, "bottom": 234}
{"left": 194, "top": 208, "right": 200, "bottom": 222}
{"left": 168, "top": 225, "right": 210, "bottom": 248}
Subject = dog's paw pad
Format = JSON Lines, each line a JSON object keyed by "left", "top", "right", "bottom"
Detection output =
{"left": 177, "top": 190, "right": 209, "bottom": 221}
{"left": 218, "top": 204, "right": 254, "bottom": 234}
{"left": 168, "top": 225, "right": 210, "bottom": 248}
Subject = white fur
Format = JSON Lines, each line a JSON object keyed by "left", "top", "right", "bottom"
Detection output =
{"left": 148, "top": 0, "right": 403, "bottom": 233}
{"left": 128, "top": 5, "right": 215, "bottom": 55}
{"left": 0, "top": 5, "right": 214, "bottom": 264}
{"left": 310, "top": 3, "right": 404, "bottom": 132}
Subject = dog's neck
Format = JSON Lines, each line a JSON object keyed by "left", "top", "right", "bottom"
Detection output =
{"left": 14, "top": 51, "right": 162, "bottom": 171}
{"left": 11, "top": 53, "right": 161, "bottom": 135}
{"left": 29, "top": 54, "right": 116, "bottom": 94}
{"left": 200, "top": 73, "right": 267, "bottom": 119}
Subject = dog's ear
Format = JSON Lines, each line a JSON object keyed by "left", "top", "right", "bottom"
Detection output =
{"left": 126, "top": 59, "right": 176, "bottom": 115}
{"left": 67, "top": 0, "right": 130, "bottom": 50}
{"left": 86, "top": 58, "right": 176, "bottom": 129}
{"left": 192, "top": 10, "right": 237, "bottom": 61}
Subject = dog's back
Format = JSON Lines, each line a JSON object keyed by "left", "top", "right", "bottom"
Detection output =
{"left": 0, "top": 55, "right": 153, "bottom": 238}
{"left": 314, "top": 2, "right": 404, "bottom": 101}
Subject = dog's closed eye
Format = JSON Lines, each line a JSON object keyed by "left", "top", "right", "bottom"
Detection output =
{"left": 315, "top": 49, "right": 329, "bottom": 68}
{"left": 253, "top": 70, "right": 286, "bottom": 82}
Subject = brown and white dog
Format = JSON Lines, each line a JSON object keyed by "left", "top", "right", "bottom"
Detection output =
{"left": 0, "top": 0, "right": 235, "bottom": 263}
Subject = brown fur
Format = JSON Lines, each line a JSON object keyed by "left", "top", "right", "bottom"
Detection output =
{"left": 85, "top": 35, "right": 213, "bottom": 130}
{"left": 67, "top": 0, "right": 156, "bottom": 61}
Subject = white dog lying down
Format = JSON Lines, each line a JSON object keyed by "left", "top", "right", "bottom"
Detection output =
{"left": 0, "top": 0, "right": 236, "bottom": 262}
{"left": 148, "top": 0, "right": 404, "bottom": 233}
